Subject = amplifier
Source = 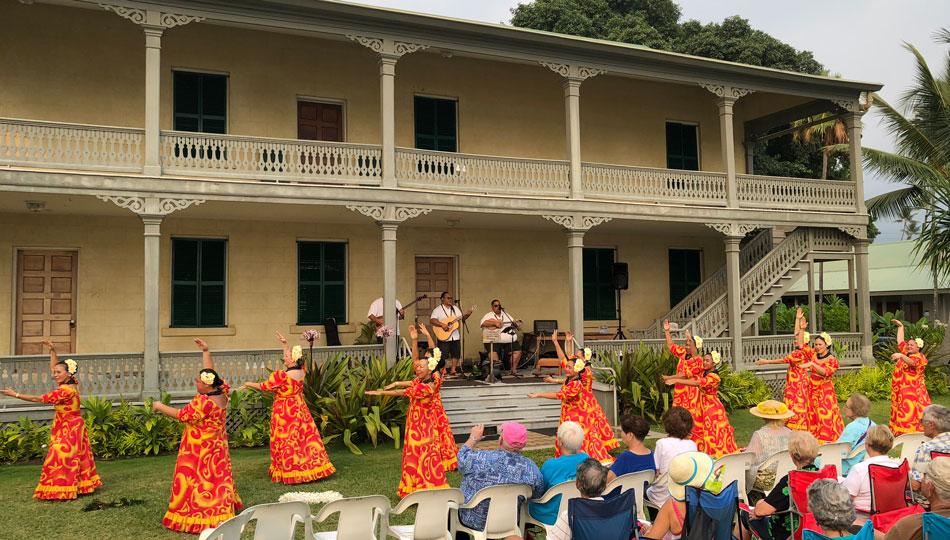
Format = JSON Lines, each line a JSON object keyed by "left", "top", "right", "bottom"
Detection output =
{"left": 533, "top": 320, "right": 558, "bottom": 336}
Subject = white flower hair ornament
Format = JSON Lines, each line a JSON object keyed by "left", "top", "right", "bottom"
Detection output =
{"left": 432, "top": 347, "right": 443, "bottom": 362}
{"left": 802, "top": 331, "right": 811, "bottom": 344}
{"left": 574, "top": 358, "right": 586, "bottom": 372}
{"left": 584, "top": 348, "right": 592, "bottom": 361}
{"left": 819, "top": 332, "right": 833, "bottom": 345}
{"left": 914, "top": 338, "right": 924, "bottom": 348}
{"left": 693, "top": 336, "right": 703, "bottom": 350}
{"left": 64, "top": 358, "right": 78, "bottom": 375}
{"left": 291, "top": 345, "right": 303, "bottom": 362}
{"left": 200, "top": 371, "right": 216, "bottom": 385}
{"left": 427, "top": 356, "right": 439, "bottom": 372}
{"left": 710, "top": 351, "right": 722, "bottom": 365}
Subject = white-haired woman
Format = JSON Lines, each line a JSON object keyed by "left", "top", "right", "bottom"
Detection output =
{"left": 889, "top": 319, "right": 932, "bottom": 435}
{"left": 527, "top": 421, "right": 590, "bottom": 531}
{"left": 1, "top": 339, "right": 101, "bottom": 500}
{"left": 808, "top": 479, "right": 870, "bottom": 537}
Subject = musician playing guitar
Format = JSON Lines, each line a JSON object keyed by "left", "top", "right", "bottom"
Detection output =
{"left": 429, "top": 292, "right": 473, "bottom": 378}
{"left": 367, "top": 297, "right": 404, "bottom": 341}
{"left": 480, "top": 300, "right": 523, "bottom": 378}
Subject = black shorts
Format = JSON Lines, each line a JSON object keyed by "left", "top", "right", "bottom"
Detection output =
{"left": 438, "top": 339, "right": 461, "bottom": 360}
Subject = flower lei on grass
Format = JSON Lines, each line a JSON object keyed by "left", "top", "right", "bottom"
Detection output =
{"left": 693, "top": 336, "right": 703, "bottom": 350}
{"left": 200, "top": 372, "right": 216, "bottom": 385}
{"left": 278, "top": 491, "right": 343, "bottom": 505}
{"left": 291, "top": 345, "right": 303, "bottom": 362}
{"left": 376, "top": 325, "right": 395, "bottom": 340}
{"left": 915, "top": 337, "right": 925, "bottom": 348}
{"left": 710, "top": 351, "right": 721, "bottom": 365}
{"left": 64, "top": 358, "right": 78, "bottom": 375}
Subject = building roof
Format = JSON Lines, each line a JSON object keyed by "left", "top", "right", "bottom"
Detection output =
{"left": 787, "top": 240, "right": 950, "bottom": 294}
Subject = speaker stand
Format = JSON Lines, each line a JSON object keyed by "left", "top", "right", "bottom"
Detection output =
{"left": 612, "top": 288, "right": 627, "bottom": 340}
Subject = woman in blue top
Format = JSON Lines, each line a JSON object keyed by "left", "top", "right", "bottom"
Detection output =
{"left": 836, "top": 392, "right": 875, "bottom": 475}
{"left": 608, "top": 414, "right": 656, "bottom": 483}
{"left": 527, "top": 421, "right": 589, "bottom": 528}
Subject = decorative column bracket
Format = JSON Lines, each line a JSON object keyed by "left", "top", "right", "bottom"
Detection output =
{"left": 699, "top": 83, "right": 756, "bottom": 100}
{"left": 704, "top": 222, "right": 762, "bottom": 237}
{"left": 98, "top": 4, "right": 204, "bottom": 28}
{"left": 96, "top": 195, "right": 205, "bottom": 216}
{"left": 831, "top": 98, "right": 861, "bottom": 112}
{"left": 346, "top": 204, "right": 432, "bottom": 224}
{"left": 345, "top": 35, "right": 429, "bottom": 59}
{"left": 539, "top": 62, "right": 607, "bottom": 82}
{"left": 836, "top": 226, "right": 867, "bottom": 240}
{"left": 542, "top": 214, "right": 612, "bottom": 231}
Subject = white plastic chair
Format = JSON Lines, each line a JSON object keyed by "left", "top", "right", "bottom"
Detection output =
{"left": 242, "top": 501, "right": 315, "bottom": 540}
{"left": 198, "top": 512, "right": 253, "bottom": 540}
{"left": 313, "top": 494, "right": 390, "bottom": 540}
{"left": 757, "top": 450, "right": 796, "bottom": 496}
{"left": 523, "top": 480, "right": 581, "bottom": 531}
{"left": 846, "top": 442, "right": 867, "bottom": 460}
{"left": 601, "top": 470, "right": 655, "bottom": 521}
{"left": 643, "top": 472, "right": 667, "bottom": 512}
{"left": 388, "top": 487, "right": 464, "bottom": 540}
{"left": 712, "top": 452, "right": 756, "bottom": 504}
{"left": 450, "top": 484, "right": 533, "bottom": 540}
{"left": 817, "top": 442, "right": 852, "bottom": 474}
{"left": 895, "top": 432, "right": 930, "bottom": 463}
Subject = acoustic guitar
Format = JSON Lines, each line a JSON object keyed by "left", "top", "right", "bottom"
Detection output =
{"left": 374, "top": 294, "right": 427, "bottom": 329}
{"left": 432, "top": 305, "right": 476, "bottom": 341}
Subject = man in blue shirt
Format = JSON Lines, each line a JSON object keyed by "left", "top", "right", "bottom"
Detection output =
{"left": 457, "top": 422, "right": 545, "bottom": 534}
{"left": 528, "top": 421, "right": 589, "bottom": 527}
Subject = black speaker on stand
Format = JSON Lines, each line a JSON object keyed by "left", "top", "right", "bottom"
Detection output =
{"left": 612, "top": 263, "right": 629, "bottom": 339}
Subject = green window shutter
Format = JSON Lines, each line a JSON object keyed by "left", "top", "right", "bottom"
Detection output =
{"left": 414, "top": 96, "right": 457, "bottom": 152}
{"left": 174, "top": 71, "right": 228, "bottom": 134}
{"left": 669, "top": 249, "right": 702, "bottom": 307}
{"left": 583, "top": 248, "right": 617, "bottom": 321}
{"left": 666, "top": 122, "right": 699, "bottom": 171}
{"left": 298, "top": 242, "right": 347, "bottom": 325}
{"left": 171, "top": 239, "right": 227, "bottom": 327}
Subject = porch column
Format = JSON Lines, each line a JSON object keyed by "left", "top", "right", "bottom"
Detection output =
{"left": 843, "top": 109, "right": 867, "bottom": 214}
{"left": 745, "top": 139, "right": 755, "bottom": 175}
{"left": 378, "top": 54, "right": 398, "bottom": 188}
{"left": 567, "top": 230, "right": 585, "bottom": 348}
{"left": 143, "top": 25, "right": 163, "bottom": 176}
{"left": 141, "top": 213, "right": 164, "bottom": 398}
{"left": 807, "top": 261, "right": 816, "bottom": 332}
{"left": 716, "top": 96, "right": 739, "bottom": 207}
{"left": 564, "top": 78, "right": 584, "bottom": 199}
{"left": 848, "top": 257, "right": 857, "bottom": 332}
{"left": 724, "top": 236, "right": 742, "bottom": 365}
{"left": 854, "top": 239, "right": 873, "bottom": 364}
{"left": 379, "top": 221, "right": 399, "bottom": 365}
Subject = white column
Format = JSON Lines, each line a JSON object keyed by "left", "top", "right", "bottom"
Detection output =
{"left": 380, "top": 221, "right": 399, "bottom": 365}
{"left": 143, "top": 25, "right": 164, "bottom": 176}
{"left": 848, "top": 257, "right": 857, "bottom": 332}
{"left": 378, "top": 55, "right": 398, "bottom": 188}
{"left": 844, "top": 111, "right": 867, "bottom": 214}
{"left": 807, "top": 261, "right": 816, "bottom": 332}
{"left": 725, "top": 236, "right": 742, "bottom": 365}
{"left": 142, "top": 212, "right": 163, "bottom": 398}
{"left": 854, "top": 239, "right": 873, "bottom": 364}
{"left": 567, "top": 230, "right": 585, "bottom": 347}
{"left": 716, "top": 97, "right": 739, "bottom": 207}
{"left": 564, "top": 79, "right": 584, "bottom": 199}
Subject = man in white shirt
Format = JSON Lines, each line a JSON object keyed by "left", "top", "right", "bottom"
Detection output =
{"left": 429, "top": 291, "right": 472, "bottom": 377}
{"left": 480, "top": 300, "right": 523, "bottom": 378}
{"left": 841, "top": 424, "right": 900, "bottom": 513}
{"left": 548, "top": 458, "right": 609, "bottom": 540}
{"left": 367, "top": 297, "right": 404, "bottom": 341}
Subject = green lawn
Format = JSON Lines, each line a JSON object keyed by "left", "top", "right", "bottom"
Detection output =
{"left": 3, "top": 394, "right": 948, "bottom": 540}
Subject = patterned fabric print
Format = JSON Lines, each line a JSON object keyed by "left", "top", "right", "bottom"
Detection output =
{"left": 806, "top": 356, "right": 844, "bottom": 442}
{"left": 555, "top": 380, "right": 612, "bottom": 462}
{"left": 398, "top": 380, "right": 449, "bottom": 497}
{"left": 34, "top": 386, "right": 101, "bottom": 500}
{"left": 670, "top": 344, "right": 704, "bottom": 443}
{"left": 432, "top": 374, "right": 459, "bottom": 471}
{"left": 457, "top": 446, "right": 545, "bottom": 531}
{"left": 580, "top": 369, "right": 620, "bottom": 454}
{"left": 163, "top": 383, "right": 243, "bottom": 534}
{"left": 911, "top": 432, "right": 950, "bottom": 481}
{"left": 260, "top": 368, "right": 335, "bottom": 484}
{"left": 890, "top": 341, "right": 931, "bottom": 436}
{"left": 783, "top": 346, "right": 812, "bottom": 431}
{"left": 696, "top": 373, "right": 739, "bottom": 458}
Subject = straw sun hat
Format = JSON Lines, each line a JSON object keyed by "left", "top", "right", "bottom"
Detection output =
{"left": 749, "top": 399, "right": 795, "bottom": 420}
{"left": 668, "top": 452, "right": 715, "bottom": 501}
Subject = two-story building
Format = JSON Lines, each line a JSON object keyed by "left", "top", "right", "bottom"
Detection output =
{"left": 1, "top": 0, "right": 880, "bottom": 398}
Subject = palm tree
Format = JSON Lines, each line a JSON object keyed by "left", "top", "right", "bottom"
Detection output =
{"left": 794, "top": 112, "right": 849, "bottom": 180}
{"left": 895, "top": 206, "right": 922, "bottom": 239}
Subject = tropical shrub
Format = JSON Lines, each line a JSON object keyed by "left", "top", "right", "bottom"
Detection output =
{"left": 834, "top": 362, "right": 894, "bottom": 401}
{"left": 717, "top": 368, "right": 774, "bottom": 411}
{"left": 228, "top": 388, "right": 273, "bottom": 448}
{"left": 0, "top": 417, "right": 50, "bottom": 463}
{"left": 593, "top": 345, "right": 676, "bottom": 424}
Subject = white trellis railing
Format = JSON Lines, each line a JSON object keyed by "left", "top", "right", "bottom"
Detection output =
{"left": 0, "top": 118, "right": 143, "bottom": 172}
{"left": 583, "top": 162, "right": 728, "bottom": 206}
{"left": 737, "top": 174, "right": 857, "bottom": 212}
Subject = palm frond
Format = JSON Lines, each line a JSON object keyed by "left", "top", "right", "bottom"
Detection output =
{"left": 865, "top": 186, "right": 927, "bottom": 221}
{"left": 870, "top": 94, "right": 943, "bottom": 163}
{"left": 860, "top": 147, "right": 944, "bottom": 186}
{"left": 936, "top": 28, "right": 950, "bottom": 45}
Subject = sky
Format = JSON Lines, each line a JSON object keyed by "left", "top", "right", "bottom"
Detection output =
{"left": 357, "top": 0, "right": 950, "bottom": 242}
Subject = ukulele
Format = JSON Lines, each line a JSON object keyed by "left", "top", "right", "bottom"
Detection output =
{"left": 432, "top": 305, "right": 476, "bottom": 341}
{"left": 374, "top": 294, "right": 427, "bottom": 329}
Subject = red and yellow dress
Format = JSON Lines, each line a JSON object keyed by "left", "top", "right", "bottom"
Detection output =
{"left": 670, "top": 343, "right": 704, "bottom": 442}
{"left": 34, "top": 385, "right": 101, "bottom": 500}
{"left": 806, "top": 356, "right": 844, "bottom": 443}
{"left": 782, "top": 345, "right": 812, "bottom": 432}
{"left": 163, "top": 383, "right": 243, "bottom": 534}
{"left": 554, "top": 378, "right": 613, "bottom": 463}
{"left": 431, "top": 374, "right": 458, "bottom": 472}
{"left": 695, "top": 372, "right": 739, "bottom": 458}
{"left": 259, "top": 367, "right": 335, "bottom": 484}
{"left": 890, "top": 342, "right": 931, "bottom": 435}
{"left": 581, "top": 368, "right": 620, "bottom": 454}
{"left": 398, "top": 380, "right": 449, "bottom": 497}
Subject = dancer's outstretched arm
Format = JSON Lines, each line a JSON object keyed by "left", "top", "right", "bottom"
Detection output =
{"left": 195, "top": 338, "right": 213, "bottom": 370}
{"left": 527, "top": 392, "right": 560, "bottom": 400}
{"left": 418, "top": 324, "right": 436, "bottom": 349}
{"left": 42, "top": 339, "right": 58, "bottom": 370}
{"left": 663, "top": 319, "right": 675, "bottom": 350}
{"left": 0, "top": 388, "right": 43, "bottom": 403}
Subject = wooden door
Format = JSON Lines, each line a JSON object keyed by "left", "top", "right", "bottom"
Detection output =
{"left": 16, "top": 250, "right": 78, "bottom": 355}
{"left": 297, "top": 101, "right": 343, "bottom": 142}
{"left": 414, "top": 257, "right": 455, "bottom": 323}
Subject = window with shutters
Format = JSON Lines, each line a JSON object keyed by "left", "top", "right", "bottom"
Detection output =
{"left": 666, "top": 122, "right": 699, "bottom": 171}
{"left": 669, "top": 249, "right": 703, "bottom": 308}
{"left": 583, "top": 248, "right": 616, "bottom": 321}
{"left": 173, "top": 71, "right": 228, "bottom": 133}
{"left": 298, "top": 242, "right": 347, "bottom": 325}
{"left": 414, "top": 96, "right": 457, "bottom": 152}
{"left": 171, "top": 239, "right": 227, "bottom": 327}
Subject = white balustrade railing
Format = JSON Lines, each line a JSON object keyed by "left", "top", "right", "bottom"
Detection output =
{"left": 587, "top": 338, "right": 736, "bottom": 367}
{"left": 160, "top": 131, "right": 382, "bottom": 184}
{"left": 395, "top": 147, "right": 570, "bottom": 196}
{"left": 739, "top": 333, "right": 864, "bottom": 370}
{"left": 583, "top": 162, "right": 728, "bottom": 206}
{"left": 737, "top": 174, "right": 857, "bottom": 212}
{"left": 0, "top": 118, "right": 143, "bottom": 172}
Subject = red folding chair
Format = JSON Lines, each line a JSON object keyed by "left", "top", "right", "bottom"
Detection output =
{"left": 787, "top": 465, "right": 838, "bottom": 540}
{"left": 868, "top": 459, "right": 924, "bottom": 533}
{"left": 931, "top": 451, "right": 950, "bottom": 459}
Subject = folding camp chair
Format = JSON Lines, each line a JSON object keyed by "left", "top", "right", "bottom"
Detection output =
{"left": 802, "top": 520, "right": 874, "bottom": 540}
{"left": 683, "top": 480, "right": 742, "bottom": 540}
{"left": 922, "top": 512, "right": 950, "bottom": 540}
{"left": 761, "top": 465, "right": 838, "bottom": 540}
{"left": 867, "top": 459, "right": 924, "bottom": 533}
{"left": 565, "top": 489, "right": 637, "bottom": 540}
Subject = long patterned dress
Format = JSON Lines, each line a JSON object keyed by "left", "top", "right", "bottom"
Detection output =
{"left": 555, "top": 378, "right": 613, "bottom": 463}
{"left": 431, "top": 373, "right": 458, "bottom": 472}
{"left": 34, "top": 385, "right": 101, "bottom": 500}
{"left": 670, "top": 343, "right": 704, "bottom": 442}
{"left": 696, "top": 372, "right": 739, "bottom": 458}
{"left": 890, "top": 341, "right": 931, "bottom": 435}
{"left": 783, "top": 345, "right": 812, "bottom": 432}
{"left": 259, "top": 368, "right": 335, "bottom": 484}
{"left": 581, "top": 369, "right": 620, "bottom": 453}
{"left": 398, "top": 380, "right": 449, "bottom": 497}
{"left": 806, "top": 356, "right": 844, "bottom": 443}
{"left": 163, "top": 383, "right": 243, "bottom": 534}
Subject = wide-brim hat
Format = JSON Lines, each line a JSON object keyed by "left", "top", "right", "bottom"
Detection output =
{"left": 750, "top": 399, "right": 795, "bottom": 420}
{"left": 668, "top": 452, "right": 715, "bottom": 501}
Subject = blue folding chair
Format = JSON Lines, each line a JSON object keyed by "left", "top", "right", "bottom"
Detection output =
{"left": 802, "top": 521, "right": 873, "bottom": 540}
{"left": 683, "top": 480, "right": 741, "bottom": 540}
{"left": 922, "top": 512, "right": 950, "bottom": 540}
{"left": 566, "top": 488, "right": 637, "bottom": 540}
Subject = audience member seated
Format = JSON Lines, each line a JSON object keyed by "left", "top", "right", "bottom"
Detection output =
{"left": 547, "top": 458, "right": 609, "bottom": 540}
{"left": 741, "top": 431, "right": 820, "bottom": 540}
{"left": 607, "top": 414, "right": 656, "bottom": 483}
{"left": 911, "top": 405, "right": 950, "bottom": 489}
{"left": 457, "top": 422, "right": 544, "bottom": 538}
{"left": 647, "top": 407, "right": 697, "bottom": 508}
{"left": 884, "top": 456, "right": 950, "bottom": 540}
{"left": 527, "top": 421, "right": 589, "bottom": 530}
{"left": 808, "top": 479, "right": 869, "bottom": 537}
{"left": 641, "top": 451, "right": 715, "bottom": 540}
{"left": 837, "top": 393, "right": 876, "bottom": 476}
{"left": 746, "top": 400, "right": 794, "bottom": 492}
{"left": 842, "top": 425, "right": 898, "bottom": 514}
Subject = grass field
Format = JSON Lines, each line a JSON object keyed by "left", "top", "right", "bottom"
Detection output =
{"left": 2, "top": 394, "right": 947, "bottom": 540}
